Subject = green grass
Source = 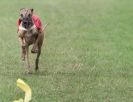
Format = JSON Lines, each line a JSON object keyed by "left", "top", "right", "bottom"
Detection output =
{"left": 0, "top": 0, "right": 133, "bottom": 101}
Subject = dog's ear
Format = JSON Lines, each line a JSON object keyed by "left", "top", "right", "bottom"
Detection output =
{"left": 19, "top": 8, "right": 24, "bottom": 14}
{"left": 30, "top": 8, "right": 34, "bottom": 15}
{"left": 19, "top": 8, "right": 25, "bottom": 19}
{"left": 31, "top": 8, "right": 34, "bottom": 12}
{"left": 19, "top": 8, "right": 24, "bottom": 13}
{"left": 20, "top": 8, "right": 24, "bottom": 11}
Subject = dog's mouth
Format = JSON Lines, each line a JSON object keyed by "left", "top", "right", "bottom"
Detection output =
{"left": 22, "top": 20, "right": 33, "bottom": 29}
{"left": 23, "top": 21, "right": 31, "bottom": 27}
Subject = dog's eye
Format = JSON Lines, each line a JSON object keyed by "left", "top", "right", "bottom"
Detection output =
{"left": 20, "top": 14, "right": 23, "bottom": 17}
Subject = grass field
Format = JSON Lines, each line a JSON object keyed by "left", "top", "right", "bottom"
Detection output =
{"left": 0, "top": 0, "right": 133, "bottom": 102}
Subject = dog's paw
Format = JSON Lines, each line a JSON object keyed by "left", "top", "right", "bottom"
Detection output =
{"left": 31, "top": 48, "right": 38, "bottom": 53}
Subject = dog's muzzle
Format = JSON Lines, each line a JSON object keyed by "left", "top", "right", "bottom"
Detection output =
{"left": 22, "top": 21, "right": 32, "bottom": 28}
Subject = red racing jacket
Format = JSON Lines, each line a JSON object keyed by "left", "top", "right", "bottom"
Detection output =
{"left": 17, "top": 15, "right": 42, "bottom": 32}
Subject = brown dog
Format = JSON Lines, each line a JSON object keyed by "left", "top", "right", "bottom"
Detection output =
{"left": 17, "top": 8, "right": 47, "bottom": 73}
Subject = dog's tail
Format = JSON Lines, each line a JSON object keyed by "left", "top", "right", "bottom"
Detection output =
{"left": 42, "top": 23, "right": 49, "bottom": 32}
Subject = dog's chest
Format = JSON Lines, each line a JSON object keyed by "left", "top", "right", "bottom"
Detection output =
{"left": 24, "top": 32, "right": 36, "bottom": 45}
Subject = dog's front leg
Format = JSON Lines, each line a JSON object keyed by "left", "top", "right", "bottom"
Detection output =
{"left": 18, "top": 37, "right": 25, "bottom": 47}
{"left": 18, "top": 37, "right": 26, "bottom": 60}
{"left": 31, "top": 31, "right": 42, "bottom": 53}
{"left": 25, "top": 47, "right": 32, "bottom": 74}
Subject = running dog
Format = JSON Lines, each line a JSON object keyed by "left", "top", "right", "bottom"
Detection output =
{"left": 17, "top": 8, "right": 48, "bottom": 73}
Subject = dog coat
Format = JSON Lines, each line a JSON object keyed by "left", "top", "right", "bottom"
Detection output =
{"left": 17, "top": 15, "right": 42, "bottom": 32}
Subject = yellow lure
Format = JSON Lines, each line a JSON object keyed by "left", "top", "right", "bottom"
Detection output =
{"left": 13, "top": 79, "right": 32, "bottom": 102}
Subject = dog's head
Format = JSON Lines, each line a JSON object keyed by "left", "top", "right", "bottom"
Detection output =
{"left": 20, "top": 8, "right": 34, "bottom": 29}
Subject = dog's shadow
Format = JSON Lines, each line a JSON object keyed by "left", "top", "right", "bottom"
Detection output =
{"left": 0, "top": 68, "right": 77, "bottom": 79}
{"left": 21, "top": 70, "right": 77, "bottom": 77}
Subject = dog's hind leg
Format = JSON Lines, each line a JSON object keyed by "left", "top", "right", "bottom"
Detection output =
{"left": 35, "top": 33, "right": 44, "bottom": 71}
{"left": 35, "top": 47, "right": 41, "bottom": 71}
